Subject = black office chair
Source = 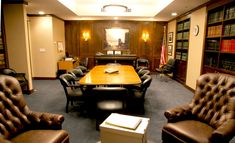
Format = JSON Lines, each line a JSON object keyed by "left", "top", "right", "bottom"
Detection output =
{"left": 59, "top": 73, "right": 85, "bottom": 113}
{"left": 0, "top": 68, "right": 29, "bottom": 94}
{"left": 136, "top": 58, "right": 149, "bottom": 70}
{"left": 127, "top": 74, "right": 152, "bottom": 114}
{"left": 68, "top": 68, "right": 84, "bottom": 81}
{"left": 77, "top": 57, "right": 89, "bottom": 73}
{"left": 156, "top": 58, "right": 176, "bottom": 80}
{"left": 92, "top": 87, "right": 128, "bottom": 130}
{"left": 137, "top": 69, "right": 150, "bottom": 78}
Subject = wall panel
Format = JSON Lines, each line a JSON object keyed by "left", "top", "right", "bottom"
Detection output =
{"left": 65, "top": 20, "right": 166, "bottom": 71}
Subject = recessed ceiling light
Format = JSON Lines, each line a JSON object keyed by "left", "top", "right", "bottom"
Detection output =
{"left": 114, "top": 17, "right": 118, "bottom": 20}
{"left": 171, "top": 12, "right": 177, "bottom": 16}
{"left": 38, "top": 11, "right": 45, "bottom": 15}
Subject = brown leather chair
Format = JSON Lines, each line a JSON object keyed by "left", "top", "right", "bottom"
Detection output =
{"left": 0, "top": 68, "right": 29, "bottom": 94}
{"left": 162, "top": 73, "right": 235, "bottom": 143}
{"left": 0, "top": 75, "right": 69, "bottom": 143}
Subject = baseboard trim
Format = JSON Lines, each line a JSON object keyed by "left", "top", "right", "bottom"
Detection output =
{"left": 33, "top": 77, "right": 57, "bottom": 80}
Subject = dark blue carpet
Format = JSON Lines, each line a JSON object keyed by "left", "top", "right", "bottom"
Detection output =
{"left": 24, "top": 74, "right": 235, "bottom": 143}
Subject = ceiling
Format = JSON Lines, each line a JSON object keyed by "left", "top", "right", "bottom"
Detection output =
{"left": 25, "top": 0, "right": 210, "bottom": 21}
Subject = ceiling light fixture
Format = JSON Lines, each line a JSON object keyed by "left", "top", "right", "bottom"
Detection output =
{"left": 171, "top": 12, "right": 177, "bottom": 16}
{"left": 101, "top": 4, "right": 131, "bottom": 13}
{"left": 38, "top": 11, "right": 45, "bottom": 15}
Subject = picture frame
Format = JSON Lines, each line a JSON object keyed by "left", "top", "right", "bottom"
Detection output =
{"left": 168, "top": 32, "right": 173, "bottom": 43}
{"left": 168, "top": 45, "right": 173, "bottom": 56}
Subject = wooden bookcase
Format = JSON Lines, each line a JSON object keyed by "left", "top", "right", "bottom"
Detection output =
{"left": 202, "top": 0, "right": 235, "bottom": 75}
{"left": 174, "top": 18, "right": 190, "bottom": 83}
{"left": 0, "top": 13, "right": 8, "bottom": 68}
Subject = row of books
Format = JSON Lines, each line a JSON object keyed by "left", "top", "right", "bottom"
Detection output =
{"left": 206, "top": 40, "right": 220, "bottom": 50}
{"left": 223, "top": 24, "right": 235, "bottom": 36}
{"left": 177, "top": 32, "right": 189, "bottom": 40}
{"left": 177, "top": 21, "right": 190, "bottom": 31}
{"left": 208, "top": 10, "right": 223, "bottom": 24}
{"left": 176, "top": 42, "right": 188, "bottom": 49}
{"left": 225, "top": 5, "right": 235, "bottom": 20}
{"left": 207, "top": 25, "right": 222, "bottom": 37}
{"left": 221, "top": 40, "right": 235, "bottom": 52}
{"left": 175, "top": 52, "right": 187, "bottom": 61}
{"left": 0, "top": 54, "right": 5, "bottom": 65}
{"left": 204, "top": 56, "right": 217, "bottom": 67}
{"left": 221, "top": 60, "right": 235, "bottom": 71}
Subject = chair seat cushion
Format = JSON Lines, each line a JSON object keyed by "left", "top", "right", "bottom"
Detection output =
{"left": 162, "top": 120, "right": 214, "bottom": 143}
{"left": 11, "top": 130, "right": 69, "bottom": 143}
{"left": 97, "top": 100, "right": 123, "bottom": 111}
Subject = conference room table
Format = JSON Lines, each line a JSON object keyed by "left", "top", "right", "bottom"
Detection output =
{"left": 79, "top": 65, "right": 141, "bottom": 86}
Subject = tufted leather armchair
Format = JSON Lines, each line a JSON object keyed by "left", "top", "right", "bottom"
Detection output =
{"left": 0, "top": 75, "right": 69, "bottom": 143}
{"left": 162, "top": 73, "right": 235, "bottom": 143}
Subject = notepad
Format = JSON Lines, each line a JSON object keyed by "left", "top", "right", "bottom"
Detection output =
{"left": 105, "top": 113, "right": 142, "bottom": 130}
{"left": 104, "top": 68, "right": 119, "bottom": 74}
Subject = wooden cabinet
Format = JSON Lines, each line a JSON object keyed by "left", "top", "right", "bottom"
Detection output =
{"left": 202, "top": 0, "right": 235, "bottom": 75}
{"left": 58, "top": 59, "right": 79, "bottom": 72}
{"left": 95, "top": 55, "right": 137, "bottom": 66}
{"left": 174, "top": 18, "right": 190, "bottom": 83}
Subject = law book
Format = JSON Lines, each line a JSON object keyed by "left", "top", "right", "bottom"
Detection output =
{"left": 105, "top": 113, "right": 142, "bottom": 130}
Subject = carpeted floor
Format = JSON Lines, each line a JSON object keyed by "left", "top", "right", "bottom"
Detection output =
{"left": 24, "top": 74, "right": 235, "bottom": 143}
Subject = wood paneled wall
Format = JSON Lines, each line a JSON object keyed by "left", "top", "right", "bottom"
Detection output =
{"left": 65, "top": 20, "right": 166, "bottom": 71}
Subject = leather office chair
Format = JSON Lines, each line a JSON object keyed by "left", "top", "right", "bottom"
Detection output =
{"left": 156, "top": 58, "right": 176, "bottom": 77}
{"left": 0, "top": 68, "right": 29, "bottom": 94}
{"left": 136, "top": 58, "right": 149, "bottom": 70}
{"left": 92, "top": 87, "right": 128, "bottom": 130}
{"left": 0, "top": 75, "right": 69, "bottom": 143}
{"left": 68, "top": 68, "right": 84, "bottom": 81}
{"left": 59, "top": 73, "right": 85, "bottom": 113}
{"left": 138, "top": 69, "right": 151, "bottom": 78}
{"left": 162, "top": 73, "right": 235, "bottom": 143}
{"left": 77, "top": 57, "right": 89, "bottom": 73}
{"left": 127, "top": 74, "right": 152, "bottom": 114}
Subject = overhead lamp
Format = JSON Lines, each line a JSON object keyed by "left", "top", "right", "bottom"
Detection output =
{"left": 101, "top": 4, "right": 131, "bottom": 13}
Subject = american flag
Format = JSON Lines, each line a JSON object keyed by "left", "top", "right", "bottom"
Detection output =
{"left": 160, "top": 41, "right": 166, "bottom": 65}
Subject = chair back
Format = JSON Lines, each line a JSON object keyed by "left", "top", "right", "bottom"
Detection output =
{"left": 59, "top": 74, "right": 77, "bottom": 97}
{"left": 92, "top": 87, "right": 128, "bottom": 109}
{"left": 0, "top": 75, "right": 30, "bottom": 139}
{"left": 191, "top": 73, "right": 235, "bottom": 128}
{"left": 68, "top": 68, "right": 84, "bottom": 79}
{"left": 162, "top": 58, "right": 176, "bottom": 73}
{"left": 0, "top": 68, "right": 17, "bottom": 76}
{"left": 140, "top": 75, "right": 152, "bottom": 98}
{"left": 136, "top": 58, "right": 149, "bottom": 69}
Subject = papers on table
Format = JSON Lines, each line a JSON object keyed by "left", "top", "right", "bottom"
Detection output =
{"left": 105, "top": 113, "right": 142, "bottom": 130}
{"left": 104, "top": 68, "right": 119, "bottom": 74}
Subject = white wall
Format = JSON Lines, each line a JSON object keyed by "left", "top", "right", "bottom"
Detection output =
{"left": 3, "top": 4, "right": 33, "bottom": 90}
{"left": 186, "top": 7, "right": 207, "bottom": 89}
{"left": 29, "top": 16, "right": 65, "bottom": 78}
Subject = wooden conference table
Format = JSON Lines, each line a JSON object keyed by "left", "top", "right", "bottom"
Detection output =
{"left": 79, "top": 65, "right": 141, "bottom": 86}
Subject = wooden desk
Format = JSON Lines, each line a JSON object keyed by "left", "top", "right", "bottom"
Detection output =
{"left": 79, "top": 65, "right": 141, "bottom": 85}
{"left": 58, "top": 60, "right": 79, "bottom": 72}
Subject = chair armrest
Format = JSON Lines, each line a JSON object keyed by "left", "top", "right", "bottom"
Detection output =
{"left": 164, "top": 104, "right": 192, "bottom": 122}
{"left": 211, "top": 119, "right": 235, "bottom": 142}
{"left": 28, "top": 111, "right": 64, "bottom": 130}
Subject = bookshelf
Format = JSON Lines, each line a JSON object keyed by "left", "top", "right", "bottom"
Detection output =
{"left": 0, "top": 13, "right": 8, "bottom": 68}
{"left": 174, "top": 18, "right": 190, "bottom": 83}
{"left": 203, "top": 1, "right": 235, "bottom": 75}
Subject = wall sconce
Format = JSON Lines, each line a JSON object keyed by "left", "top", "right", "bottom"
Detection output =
{"left": 142, "top": 32, "right": 149, "bottom": 42}
{"left": 83, "top": 32, "right": 90, "bottom": 41}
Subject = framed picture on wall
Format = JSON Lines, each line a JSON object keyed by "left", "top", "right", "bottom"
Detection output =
{"left": 168, "top": 45, "right": 173, "bottom": 56}
{"left": 168, "top": 32, "right": 173, "bottom": 43}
